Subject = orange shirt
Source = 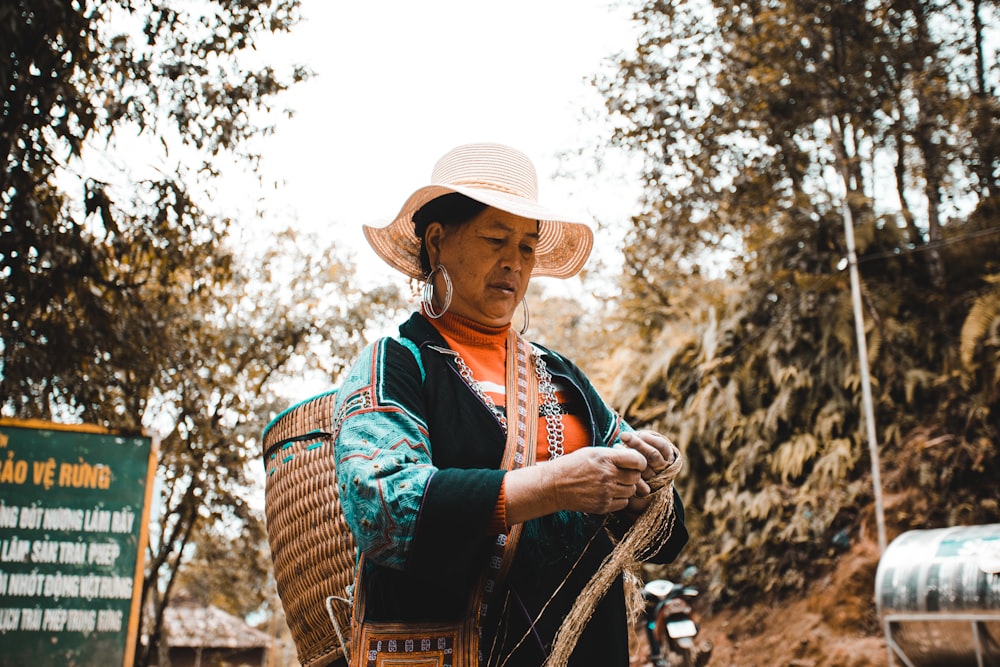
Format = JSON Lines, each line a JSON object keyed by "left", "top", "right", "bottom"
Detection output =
{"left": 429, "top": 311, "right": 592, "bottom": 533}
{"left": 430, "top": 311, "right": 590, "bottom": 461}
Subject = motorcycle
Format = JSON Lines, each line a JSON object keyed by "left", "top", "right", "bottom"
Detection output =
{"left": 642, "top": 574, "right": 713, "bottom": 667}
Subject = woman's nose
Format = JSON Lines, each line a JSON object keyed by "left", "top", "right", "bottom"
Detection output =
{"left": 500, "top": 243, "right": 522, "bottom": 271}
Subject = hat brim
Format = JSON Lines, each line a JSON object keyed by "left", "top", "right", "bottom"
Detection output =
{"left": 364, "top": 184, "right": 595, "bottom": 281}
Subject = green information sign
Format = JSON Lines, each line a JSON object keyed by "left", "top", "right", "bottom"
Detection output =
{"left": 0, "top": 420, "right": 156, "bottom": 667}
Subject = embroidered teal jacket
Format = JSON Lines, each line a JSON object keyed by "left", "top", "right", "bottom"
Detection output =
{"left": 333, "top": 312, "right": 688, "bottom": 666}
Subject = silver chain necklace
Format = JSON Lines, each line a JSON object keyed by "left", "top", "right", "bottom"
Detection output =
{"left": 450, "top": 349, "right": 565, "bottom": 459}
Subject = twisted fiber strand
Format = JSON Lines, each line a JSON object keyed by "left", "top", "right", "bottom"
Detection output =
{"left": 542, "top": 454, "right": 684, "bottom": 667}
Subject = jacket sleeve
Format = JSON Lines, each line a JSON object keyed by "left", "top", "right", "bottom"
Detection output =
{"left": 333, "top": 338, "right": 504, "bottom": 574}
{"left": 333, "top": 338, "right": 436, "bottom": 571}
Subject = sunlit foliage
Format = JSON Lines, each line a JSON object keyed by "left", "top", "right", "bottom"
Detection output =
{"left": 1, "top": 2, "right": 405, "bottom": 664}
{"left": 597, "top": 0, "right": 1000, "bottom": 608}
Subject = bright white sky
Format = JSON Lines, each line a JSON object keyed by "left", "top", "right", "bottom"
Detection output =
{"left": 236, "top": 0, "right": 644, "bottom": 287}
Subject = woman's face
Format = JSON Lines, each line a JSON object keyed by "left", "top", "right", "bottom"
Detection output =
{"left": 424, "top": 207, "right": 538, "bottom": 327}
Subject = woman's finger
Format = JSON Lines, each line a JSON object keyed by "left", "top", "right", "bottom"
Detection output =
{"left": 621, "top": 430, "right": 677, "bottom": 472}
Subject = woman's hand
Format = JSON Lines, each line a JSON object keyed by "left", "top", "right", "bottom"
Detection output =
{"left": 503, "top": 446, "right": 648, "bottom": 525}
{"left": 618, "top": 430, "right": 680, "bottom": 514}
{"left": 620, "top": 430, "right": 679, "bottom": 480}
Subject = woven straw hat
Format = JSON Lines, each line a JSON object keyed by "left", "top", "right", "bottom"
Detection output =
{"left": 364, "top": 143, "right": 594, "bottom": 281}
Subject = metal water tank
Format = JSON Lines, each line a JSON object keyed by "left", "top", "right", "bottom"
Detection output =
{"left": 876, "top": 523, "right": 1000, "bottom": 667}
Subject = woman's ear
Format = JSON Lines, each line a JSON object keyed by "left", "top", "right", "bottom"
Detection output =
{"left": 423, "top": 222, "right": 444, "bottom": 268}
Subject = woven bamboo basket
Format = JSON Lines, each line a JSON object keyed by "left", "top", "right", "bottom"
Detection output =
{"left": 262, "top": 390, "right": 355, "bottom": 667}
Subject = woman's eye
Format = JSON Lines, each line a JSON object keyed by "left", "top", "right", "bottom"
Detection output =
{"left": 521, "top": 244, "right": 536, "bottom": 255}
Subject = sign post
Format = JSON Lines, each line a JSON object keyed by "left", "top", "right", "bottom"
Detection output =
{"left": 0, "top": 419, "right": 157, "bottom": 667}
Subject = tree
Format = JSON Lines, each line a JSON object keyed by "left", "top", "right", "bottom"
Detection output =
{"left": 599, "top": 0, "right": 998, "bottom": 295}
{"left": 2, "top": 0, "right": 308, "bottom": 424}
{"left": 1, "top": 3, "right": 407, "bottom": 664}
{"left": 134, "top": 233, "right": 404, "bottom": 665}
{"left": 595, "top": 0, "right": 1000, "bottom": 606}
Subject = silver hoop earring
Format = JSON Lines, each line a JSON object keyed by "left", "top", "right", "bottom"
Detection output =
{"left": 519, "top": 297, "right": 530, "bottom": 335}
{"left": 422, "top": 264, "right": 452, "bottom": 319}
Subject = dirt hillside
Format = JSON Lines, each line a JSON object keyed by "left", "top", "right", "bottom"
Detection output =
{"left": 633, "top": 537, "right": 890, "bottom": 667}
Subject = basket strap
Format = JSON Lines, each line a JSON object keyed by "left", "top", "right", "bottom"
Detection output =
{"left": 465, "top": 329, "right": 538, "bottom": 663}
{"left": 396, "top": 335, "right": 425, "bottom": 383}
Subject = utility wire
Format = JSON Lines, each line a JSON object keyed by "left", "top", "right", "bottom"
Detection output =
{"left": 855, "top": 225, "right": 1000, "bottom": 265}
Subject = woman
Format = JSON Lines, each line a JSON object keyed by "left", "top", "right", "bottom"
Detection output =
{"left": 333, "top": 143, "right": 688, "bottom": 667}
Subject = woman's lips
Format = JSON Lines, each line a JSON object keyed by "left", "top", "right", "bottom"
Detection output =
{"left": 490, "top": 282, "right": 517, "bottom": 294}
